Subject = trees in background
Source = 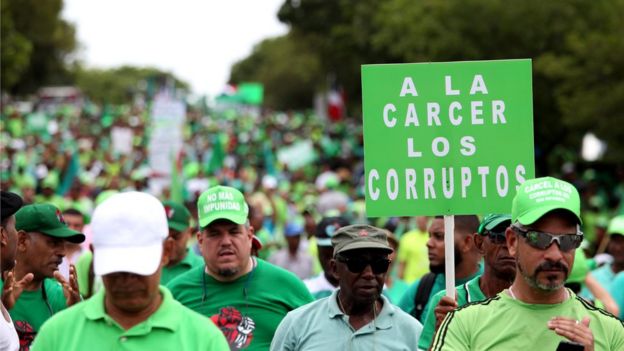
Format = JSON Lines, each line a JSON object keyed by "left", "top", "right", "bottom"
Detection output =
{"left": 231, "top": 0, "right": 624, "bottom": 167}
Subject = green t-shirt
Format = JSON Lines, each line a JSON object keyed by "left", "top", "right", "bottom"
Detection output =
{"left": 431, "top": 289, "right": 624, "bottom": 351}
{"left": 9, "top": 279, "right": 67, "bottom": 349}
{"left": 167, "top": 258, "right": 313, "bottom": 351}
{"left": 30, "top": 287, "right": 229, "bottom": 351}
{"left": 397, "top": 229, "right": 429, "bottom": 284}
{"left": 419, "top": 275, "right": 486, "bottom": 350}
{"left": 160, "top": 248, "right": 204, "bottom": 285}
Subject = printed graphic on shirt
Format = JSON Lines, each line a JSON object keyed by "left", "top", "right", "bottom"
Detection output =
{"left": 210, "top": 307, "right": 255, "bottom": 350}
{"left": 14, "top": 320, "right": 35, "bottom": 351}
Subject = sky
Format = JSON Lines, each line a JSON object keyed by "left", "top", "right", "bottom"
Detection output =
{"left": 62, "top": 0, "right": 288, "bottom": 98}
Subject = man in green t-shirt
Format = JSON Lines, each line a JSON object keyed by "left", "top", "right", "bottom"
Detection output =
{"left": 432, "top": 177, "right": 624, "bottom": 351}
{"left": 167, "top": 185, "right": 313, "bottom": 351}
{"left": 10, "top": 203, "right": 85, "bottom": 350}
{"left": 419, "top": 214, "right": 515, "bottom": 350}
{"left": 31, "top": 192, "right": 228, "bottom": 351}
{"left": 160, "top": 200, "right": 203, "bottom": 285}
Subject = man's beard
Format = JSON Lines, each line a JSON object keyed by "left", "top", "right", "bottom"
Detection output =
{"left": 429, "top": 246, "right": 463, "bottom": 274}
{"left": 518, "top": 260, "right": 569, "bottom": 291}
{"left": 218, "top": 267, "right": 240, "bottom": 278}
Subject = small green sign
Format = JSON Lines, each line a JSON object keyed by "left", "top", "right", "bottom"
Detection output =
{"left": 362, "top": 59, "right": 535, "bottom": 216}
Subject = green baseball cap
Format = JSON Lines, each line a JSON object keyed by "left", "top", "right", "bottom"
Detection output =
{"left": 511, "top": 177, "right": 582, "bottom": 226}
{"left": 15, "top": 204, "right": 85, "bottom": 243}
{"left": 331, "top": 224, "right": 393, "bottom": 257}
{"left": 162, "top": 200, "right": 191, "bottom": 232}
{"left": 607, "top": 215, "right": 624, "bottom": 236}
{"left": 197, "top": 186, "right": 249, "bottom": 228}
{"left": 478, "top": 214, "right": 512, "bottom": 235}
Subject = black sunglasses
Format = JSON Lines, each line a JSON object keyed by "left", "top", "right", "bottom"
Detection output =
{"left": 484, "top": 230, "right": 506, "bottom": 244}
{"left": 335, "top": 255, "right": 391, "bottom": 274}
{"left": 513, "top": 226, "right": 583, "bottom": 252}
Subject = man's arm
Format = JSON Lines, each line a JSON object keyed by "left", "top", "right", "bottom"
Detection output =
{"left": 270, "top": 313, "right": 297, "bottom": 351}
{"left": 430, "top": 310, "right": 469, "bottom": 351}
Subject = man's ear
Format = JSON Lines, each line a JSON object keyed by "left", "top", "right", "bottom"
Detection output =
{"left": 0, "top": 227, "right": 7, "bottom": 247}
{"left": 162, "top": 238, "right": 175, "bottom": 266}
{"left": 17, "top": 230, "right": 28, "bottom": 252}
{"left": 473, "top": 234, "right": 485, "bottom": 254}
{"left": 506, "top": 227, "right": 518, "bottom": 257}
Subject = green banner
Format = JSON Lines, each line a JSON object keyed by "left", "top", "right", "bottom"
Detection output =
{"left": 362, "top": 59, "right": 535, "bottom": 217}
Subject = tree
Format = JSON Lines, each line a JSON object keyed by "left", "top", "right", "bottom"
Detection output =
{"left": 229, "top": 34, "right": 323, "bottom": 110}
{"left": 74, "top": 66, "right": 190, "bottom": 105}
{"left": 1, "top": 0, "right": 78, "bottom": 94}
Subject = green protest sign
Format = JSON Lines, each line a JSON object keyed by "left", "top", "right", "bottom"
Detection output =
{"left": 362, "top": 59, "right": 535, "bottom": 216}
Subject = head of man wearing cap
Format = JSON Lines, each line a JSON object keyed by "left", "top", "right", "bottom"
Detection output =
{"left": 196, "top": 186, "right": 254, "bottom": 282}
{"left": 91, "top": 192, "right": 171, "bottom": 317}
{"left": 507, "top": 177, "right": 583, "bottom": 293}
{"left": 15, "top": 204, "right": 85, "bottom": 281}
{"left": 606, "top": 215, "right": 624, "bottom": 273}
{"left": 162, "top": 200, "right": 192, "bottom": 266}
{"left": 330, "top": 224, "right": 393, "bottom": 308}
{"left": 316, "top": 216, "right": 350, "bottom": 286}
{"left": 475, "top": 214, "right": 515, "bottom": 282}
{"left": 1, "top": 191, "right": 23, "bottom": 272}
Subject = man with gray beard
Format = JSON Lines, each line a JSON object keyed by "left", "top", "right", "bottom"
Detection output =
{"left": 167, "top": 186, "right": 313, "bottom": 351}
{"left": 432, "top": 177, "right": 624, "bottom": 351}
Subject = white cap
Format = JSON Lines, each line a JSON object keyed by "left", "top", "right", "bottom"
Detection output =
{"left": 91, "top": 192, "right": 168, "bottom": 276}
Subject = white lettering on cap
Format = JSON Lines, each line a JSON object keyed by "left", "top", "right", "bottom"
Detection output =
{"left": 204, "top": 201, "right": 241, "bottom": 213}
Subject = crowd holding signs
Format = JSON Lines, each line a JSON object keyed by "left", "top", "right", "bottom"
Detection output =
{"left": 0, "top": 58, "right": 623, "bottom": 351}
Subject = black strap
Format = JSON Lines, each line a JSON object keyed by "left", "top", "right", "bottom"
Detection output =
{"left": 411, "top": 272, "right": 437, "bottom": 320}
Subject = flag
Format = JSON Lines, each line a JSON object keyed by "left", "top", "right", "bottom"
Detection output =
{"left": 327, "top": 86, "right": 345, "bottom": 121}
{"left": 169, "top": 149, "right": 186, "bottom": 203}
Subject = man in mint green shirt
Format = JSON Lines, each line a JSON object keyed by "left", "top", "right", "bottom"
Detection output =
{"left": 397, "top": 215, "right": 483, "bottom": 321}
{"left": 271, "top": 224, "right": 422, "bottom": 350}
{"left": 160, "top": 200, "right": 203, "bottom": 285}
{"left": 419, "top": 214, "right": 515, "bottom": 350}
{"left": 432, "top": 177, "right": 624, "bottom": 350}
{"left": 31, "top": 192, "right": 228, "bottom": 350}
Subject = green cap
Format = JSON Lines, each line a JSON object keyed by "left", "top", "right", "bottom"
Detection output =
{"left": 15, "top": 204, "right": 85, "bottom": 243}
{"left": 197, "top": 186, "right": 248, "bottom": 228}
{"left": 478, "top": 214, "right": 512, "bottom": 235}
{"left": 331, "top": 224, "right": 393, "bottom": 257}
{"left": 607, "top": 215, "right": 624, "bottom": 236}
{"left": 162, "top": 200, "right": 191, "bottom": 232}
{"left": 511, "top": 177, "right": 582, "bottom": 226}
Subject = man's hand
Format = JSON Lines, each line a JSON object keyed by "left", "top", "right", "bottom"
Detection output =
{"left": 1, "top": 269, "right": 34, "bottom": 310}
{"left": 434, "top": 296, "right": 458, "bottom": 330}
{"left": 53, "top": 264, "right": 81, "bottom": 306}
{"left": 548, "top": 316, "right": 594, "bottom": 351}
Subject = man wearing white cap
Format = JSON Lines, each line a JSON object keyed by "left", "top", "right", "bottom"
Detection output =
{"left": 31, "top": 192, "right": 228, "bottom": 350}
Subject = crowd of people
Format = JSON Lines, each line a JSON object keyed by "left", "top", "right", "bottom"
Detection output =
{"left": 1, "top": 99, "right": 623, "bottom": 350}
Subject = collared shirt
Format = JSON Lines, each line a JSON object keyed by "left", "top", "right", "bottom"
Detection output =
{"left": 419, "top": 275, "right": 486, "bottom": 350}
{"left": 270, "top": 289, "right": 423, "bottom": 351}
{"left": 31, "top": 286, "right": 229, "bottom": 351}
{"left": 161, "top": 248, "right": 204, "bottom": 285}
{"left": 397, "top": 265, "right": 483, "bottom": 321}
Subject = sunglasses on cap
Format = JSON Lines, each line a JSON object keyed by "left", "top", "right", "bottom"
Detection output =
{"left": 335, "top": 255, "right": 391, "bottom": 274}
{"left": 513, "top": 226, "right": 583, "bottom": 252}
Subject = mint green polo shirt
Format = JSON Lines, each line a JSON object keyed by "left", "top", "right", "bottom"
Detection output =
{"left": 31, "top": 287, "right": 229, "bottom": 351}
{"left": 160, "top": 248, "right": 204, "bottom": 285}
{"left": 270, "top": 288, "right": 423, "bottom": 350}
{"left": 397, "top": 265, "right": 483, "bottom": 321}
{"left": 419, "top": 275, "right": 486, "bottom": 350}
